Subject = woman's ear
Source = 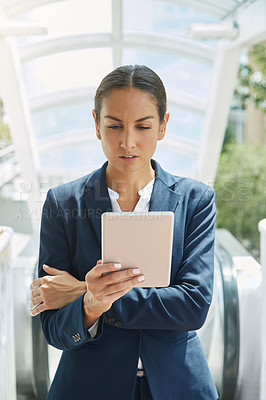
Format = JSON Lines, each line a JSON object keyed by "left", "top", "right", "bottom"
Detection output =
{"left": 92, "top": 110, "right": 101, "bottom": 140}
{"left": 158, "top": 111, "right": 170, "bottom": 141}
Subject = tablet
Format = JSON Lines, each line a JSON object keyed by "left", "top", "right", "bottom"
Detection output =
{"left": 101, "top": 212, "right": 174, "bottom": 287}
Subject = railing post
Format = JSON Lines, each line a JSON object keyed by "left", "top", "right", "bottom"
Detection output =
{"left": 0, "top": 226, "right": 16, "bottom": 400}
{"left": 259, "top": 219, "right": 266, "bottom": 400}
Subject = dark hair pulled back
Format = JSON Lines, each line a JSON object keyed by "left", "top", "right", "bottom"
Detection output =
{"left": 94, "top": 65, "right": 167, "bottom": 123}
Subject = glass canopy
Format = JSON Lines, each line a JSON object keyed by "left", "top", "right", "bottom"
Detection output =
{"left": 0, "top": 0, "right": 260, "bottom": 184}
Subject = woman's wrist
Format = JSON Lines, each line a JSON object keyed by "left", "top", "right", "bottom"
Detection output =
{"left": 82, "top": 296, "right": 102, "bottom": 329}
{"left": 75, "top": 280, "right": 87, "bottom": 297}
{"left": 68, "top": 280, "right": 87, "bottom": 303}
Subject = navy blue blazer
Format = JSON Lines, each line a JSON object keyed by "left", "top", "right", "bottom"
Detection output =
{"left": 38, "top": 160, "right": 218, "bottom": 400}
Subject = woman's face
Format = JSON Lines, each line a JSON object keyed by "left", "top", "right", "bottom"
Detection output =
{"left": 92, "top": 87, "right": 169, "bottom": 178}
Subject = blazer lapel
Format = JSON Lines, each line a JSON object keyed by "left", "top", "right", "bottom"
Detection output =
{"left": 150, "top": 179, "right": 180, "bottom": 213}
{"left": 150, "top": 160, "right": 181, "bottom": 213}
{"left": 83, "top": 162, "right": 112, "bottom": 245}
{"left": 83, "top": 160, "right": 181, "bottom": 244}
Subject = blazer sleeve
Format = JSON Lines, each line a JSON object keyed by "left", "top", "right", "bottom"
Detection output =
{"left": 38, "top": 189, "right": 104, "bottom": 350}
{"left": 104, "top": 186, "right": 216, "bottom": 331}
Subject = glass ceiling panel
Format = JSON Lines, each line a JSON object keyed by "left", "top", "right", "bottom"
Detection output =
{"left": 123, "top": 0, "right": 219, "bottom": 43}
{"left": 31, "top": 101, "right": 94, "bottom": 139}
{"left": 154, "top": 145, "right": 196, "bottom": 177}
{"left": 39, "top": 141, "right": 106, "bottom": 170}
{"left": 2, "top": 0, "right": 221, "bottom": 179}
{"left": 22, "top": 48, "right": 113, "bottom": 97}
{"left": 123, "top": 49, "right": 213, "bottom": 99}
{"left": 15, "top": 0, "right": 111, "bottom": 44}
{"left": 167, "top": 105, "right": 204, "bottom": 142}
{"left": 38, "top": 138, "right": 196, "bottom": 179}
{"left": 31, "top": 101, "right": 204, "bottom": 142}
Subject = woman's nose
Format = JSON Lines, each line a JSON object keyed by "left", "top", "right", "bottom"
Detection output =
{"left": 120, "top": 129, "right": 136, "bottom": 150}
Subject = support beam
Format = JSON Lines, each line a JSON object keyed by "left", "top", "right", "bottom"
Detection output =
{"left": 112, "top": 0, "right": 123, "bottom": 68}
{"left": 152, "top": 0, "right": 234, "bottom": 18}
{"left": 197, "top": 41, "right": 241, "bottom": 184}
{"left": 2, "top": 0, "right": 64, "bottom": 18}
{"left": 19, "top": 32, "right": 215, "bottom": 64}
{"left": 0, "top": 38, "right": 41, "bottom": 231}
{"left": 225, "top": 0, "right": 266, "bottom": 47}
{"left": 0, "top": 20, "right": 47, "bottom": 36}
{"left": 29, "top": 87, "right": 97, "bottom": 111}
{"left": 28, "top": 86, "right": 206, "bottom": 114}
{"left": 197, "top": 0, "right": 266, "bottom": 185}
{"left": 37, "top": 129, "right": 199, "bottom": 158}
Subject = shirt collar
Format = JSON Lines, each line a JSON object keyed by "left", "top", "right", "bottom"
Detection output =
{"left": 108, "top": 178, "right": 155, "bottom": 201}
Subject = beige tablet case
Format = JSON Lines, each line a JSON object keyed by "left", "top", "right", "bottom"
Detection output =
{"left": 101, "top": 212, "right": 174, "bottom": 287}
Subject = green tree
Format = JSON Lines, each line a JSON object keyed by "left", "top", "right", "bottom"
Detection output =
{"left": 0, "top": 98, "right": 12, "bottom": 147}
{"left": 214, "top": 144, "right": 266, "bottom": 258}
{"left": 234, "top": 41, "right": 266, "bottom": 113}
{"left": 221, "top": 124, "right": 236, "bottom": 154}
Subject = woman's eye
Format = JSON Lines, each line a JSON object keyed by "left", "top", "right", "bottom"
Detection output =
{"left": 108, "top": 125, "right": 122, "bottom": 130}
{"left": 137, "top": 126, "right": 151, "bottom": 130}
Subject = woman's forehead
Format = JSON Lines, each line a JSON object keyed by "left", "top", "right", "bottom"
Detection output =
{"left": 101, "top": 87, "right": 158, "bottom": 115}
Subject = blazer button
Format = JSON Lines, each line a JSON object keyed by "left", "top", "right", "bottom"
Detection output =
{"left": 107, "top": 317, "right": 115, "bottom": 323}
{"left": 72, "top": 332, "right": 81, "bottom": 342}
{"left": 114, "top": 321, "right": 122, "bottom": 327}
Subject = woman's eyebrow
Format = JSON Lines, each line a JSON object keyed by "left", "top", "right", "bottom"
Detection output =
{"left": 104, "top": 115, "right": 122, "bottom": 122}
{"left": 104, "top": 115, "right": 154, "bottom": 122}
{"left": 135, "top": 116, "right": 154, "bottom": 122}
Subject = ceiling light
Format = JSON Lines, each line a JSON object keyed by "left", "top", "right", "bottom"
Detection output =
{"left": 188, "top": 21, "right": 239, "bottom": 40}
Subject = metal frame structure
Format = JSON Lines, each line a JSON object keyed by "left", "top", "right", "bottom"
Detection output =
{"left": 0, "top": 38, "right": 43, "bottom": 231}
{"left": 0, "top": 3, "right": 265, "bottom": 399}
{"left": 197, "top": 0, "right": 266, "bottom": 183}
{"left": 0, "top": 0, "right": 265, "bottom": 232}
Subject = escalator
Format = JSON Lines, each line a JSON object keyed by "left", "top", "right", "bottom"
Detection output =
{"left": 199, "top": 229, "right": 262, "bottom": 400}
{"left": 10, "top": 229, "right": 262, "bottom": 400}
{"left": 198, "top": 230, "right": 240, "bottom": 399}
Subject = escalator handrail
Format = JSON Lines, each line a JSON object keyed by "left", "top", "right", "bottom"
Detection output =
{"left": 215, "top": 229, "right": 241, "bottom": 400}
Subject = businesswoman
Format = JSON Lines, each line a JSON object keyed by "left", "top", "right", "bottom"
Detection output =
{"left": 30, "top": 65, "right": 218, "bottom": 400}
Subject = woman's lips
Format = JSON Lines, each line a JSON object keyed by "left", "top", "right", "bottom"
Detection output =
{"left": 119, "top": 155, "right": 139, "bottom": 161}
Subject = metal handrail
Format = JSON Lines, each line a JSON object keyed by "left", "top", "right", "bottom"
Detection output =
{"left": 0, "top": 226, "right": 16, "bottom": 400}
{"left": 10, "top": 228, "right": 261, "bottom": 399}
{"left": 0, "top": 144, "right": 15, "bottom": 159}
{"left": 215, "top": 241, "right": 240, "bottom": 399}
{"left": 0, "top": 145, "right": 19, "bottom": 187}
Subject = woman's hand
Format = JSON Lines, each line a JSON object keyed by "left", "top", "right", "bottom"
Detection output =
{"left": 83, "top": 260, "right": 145, "bottom": 328}
{"left": 30, "top": 265, "right": 86, "bottom": 316}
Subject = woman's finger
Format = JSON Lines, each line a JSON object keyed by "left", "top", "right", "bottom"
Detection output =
{"left": 43, "top": 264, "right": 66, "bottom": 275}
{"left": 88, "top": 262, "right": 122, "bottom": 278}
{"left": 30, "top": 278, "right": 43, "bottom": 291}
{"left": 101, "top": 275, "right": 145, "bottom": 297}
{"left": 31, "top": 294, "right": 42, "bottom": 308}
{"left": 30, "top": 302, "right": 47, "bottom": 317}
{"left": 31, "top": 287, "right": 42, "bottom": 297}
{"left": 100, "top": 267, "right": 142, "bottom": 286}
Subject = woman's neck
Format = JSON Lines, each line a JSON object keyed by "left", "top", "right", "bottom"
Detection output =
{"left": 105, "top": 164, "right": 155, "bottom": 202}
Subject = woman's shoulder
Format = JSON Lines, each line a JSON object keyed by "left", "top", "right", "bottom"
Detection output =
{"left": 154, "top": 160, "right": 214, "bottom": 198}
{"left": 172, "top": 175, "right": 214, "bottom": 197}
{"left": 46, "top": 165, "right": 104, "bottom": 204}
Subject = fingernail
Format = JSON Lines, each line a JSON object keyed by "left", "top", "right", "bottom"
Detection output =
{"left": 133, "top": 268, "right": 140, "bottom": 275}
{"left": 114, "top": 263, "right": 121, "bottom": 269}
{"left": 137, "top": 276, "right": 145, "bottom": 282}
{"left": 43, "top": 264, "right": 49, "bottom": 268}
